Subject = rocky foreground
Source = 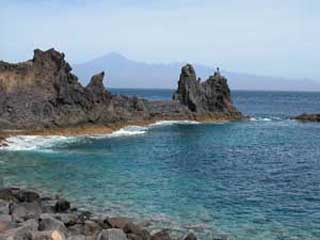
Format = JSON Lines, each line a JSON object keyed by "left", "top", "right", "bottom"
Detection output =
{"left": 0, "top": 187, "right": 206, "bottom": 240}
{"left": 0, "top": 49, "right": 243, "bottom": 135}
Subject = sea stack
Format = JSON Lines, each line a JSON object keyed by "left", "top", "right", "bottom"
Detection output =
{"left": 173, "top": 65, "right": 240, "bottom": 115}
{"left": 0, "top": 48, "right": 243, "bottom": 132}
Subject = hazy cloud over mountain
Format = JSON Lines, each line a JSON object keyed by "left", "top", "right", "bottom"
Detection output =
{"left": 73, "top": 53, "right": 320, "bottom": 91}
{"left": 1, "top": 0, "right": 319, "bottom": 84}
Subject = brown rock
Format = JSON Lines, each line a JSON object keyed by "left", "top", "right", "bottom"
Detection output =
{"left": 150, "top": 230, "right": 171, "bottom": 240}
{"left": 104, "top": 217, "right": 131, "bottom": 229}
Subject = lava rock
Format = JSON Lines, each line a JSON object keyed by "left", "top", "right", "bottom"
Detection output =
{"left": 0, "top": 49, "right": 242, "bottom": 133}
{"left": 16, "top": 190, "right": 40, "bottom": 203}
{"left": 293, "top": 113, "right": 320, "bottom": 122}
{"left": 32, "top": 230, "right": 65, "bottom": 240}
{"left": 182, "top": 232, "right": 197, "bottom": 240}
{"left": 0, "top": 188, "right": 19, "bottom": 202}
{"left": 104, "top": 217, "right": 131, "bottom": 229}
{"left": 55, "top": 199, "right": 71, "bottom": 213}
{"left": 38, "top": 215, "right": 68, "bottom": 237}
{"left": 150, "top": 230, "right": 171, "bottom": 240}
{"left": 97, "top": 228, "right": 128, "bottom": 240}
{"left": 123, "top": 222, "right": 150, "bottom": 240}
{"left": 11, "top": 202, "right": 41, "bottom": 222}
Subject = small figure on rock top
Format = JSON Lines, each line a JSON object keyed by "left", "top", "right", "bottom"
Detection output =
{"left": 214, "top": 67, "right": 221, "bottom": 77}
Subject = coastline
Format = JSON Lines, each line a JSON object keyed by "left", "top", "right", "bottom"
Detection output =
{"left": 0, "top": 114, "right": 244, "bottom": 149}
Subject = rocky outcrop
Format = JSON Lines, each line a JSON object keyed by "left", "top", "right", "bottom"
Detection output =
{"left": 173, "top": 65, "right": 240, "bottom": 115}
{"left": 0, "top": 49, "right": 243, "bottom": 132}
{"left": 292, "top": 113, "right": 320, "bottom": 122}
{"left": 0, "top": 187, "right": 197, "bottom": 240}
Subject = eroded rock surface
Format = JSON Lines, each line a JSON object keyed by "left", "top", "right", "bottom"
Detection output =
{"left": 0, "top": 49, "right": 243, "bottom": 131}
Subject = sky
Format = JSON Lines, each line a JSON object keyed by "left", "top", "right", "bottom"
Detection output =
{"left": 1, "top": 0, "right": 319, "bottom": 80}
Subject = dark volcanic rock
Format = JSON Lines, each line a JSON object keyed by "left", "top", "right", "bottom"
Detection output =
{"left": 54, "top": 198, "right": 71, "bottom": 213}
{"left": 97, "top": 228, "right": 128, "bottom": 240}
{"left": 150, "top": 230, "right": 171, "bottom": 240}
{"left": 0, "top": 187, "right": 201, "bottom": 240}
{"left": 11, "top": 202, "right": 41, "bottom": 222}
{"left": 173, "top": 65, "right": 240, "bottom": 116}
{"left": 293, "top": 113, "right": 320, "bottom": 122}
{"left": 16, "top": 190, "right": 40, "bottom": 203}
{"left": 0, "top": 49, "right": 243, "bottom": 132}
{"left": 182, "top": 232, "right": 197, "bottom": 240}
{"left": 38, "top": 214, "right": 68, "bottom": 236}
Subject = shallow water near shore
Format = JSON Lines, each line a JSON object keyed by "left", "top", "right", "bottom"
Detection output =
{"left": 1, "top": 90, "right": 320, "bottom": 239}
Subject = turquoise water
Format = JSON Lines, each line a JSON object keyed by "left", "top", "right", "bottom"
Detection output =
{"left": 1, "top": 90, "right": 320, "bottom": 239}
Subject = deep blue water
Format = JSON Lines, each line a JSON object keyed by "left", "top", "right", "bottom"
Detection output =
{"left": 1, "top": 90, "right": 320, "bottom": 239}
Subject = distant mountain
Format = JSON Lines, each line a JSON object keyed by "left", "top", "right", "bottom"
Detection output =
{"left": 72, "top": 53, "right": 320, "bottom": 91}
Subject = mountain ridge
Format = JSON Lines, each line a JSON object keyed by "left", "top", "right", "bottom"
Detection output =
{"left": 73, "top": 52, "right": 320, "bottom": 91}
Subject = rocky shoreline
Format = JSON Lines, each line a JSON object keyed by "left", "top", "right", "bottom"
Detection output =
{"left": 0, "top": 187, "right": 224, "bottom": 240}
{"left": 0, "top": 48, "right": 244, "bottom": 148}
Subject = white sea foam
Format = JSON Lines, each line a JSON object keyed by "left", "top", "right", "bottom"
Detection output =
{"left": 2, "top": 135, "right": 78, "bottom": 151}
{"left": 108, "top": 126, "right": 148, "bottom": 137}
{"left": 149, "top": 120, "right": 200, "bottom": 127}
{"left": 1, "top": 120, "right": 201, "bottom": 151}
{"left": 250, "top": 116, "right": 281, "bottom": 122}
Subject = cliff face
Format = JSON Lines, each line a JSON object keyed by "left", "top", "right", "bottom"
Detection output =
{"left": 0, "top": 49, "right": 243, "bottom": 130}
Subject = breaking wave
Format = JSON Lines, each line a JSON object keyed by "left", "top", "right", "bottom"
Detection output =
{"left": 1, "top": 120, "right": 200, "bottom": 151}
{"left": 249, "top": 116, "right": 282, "bottom": 122}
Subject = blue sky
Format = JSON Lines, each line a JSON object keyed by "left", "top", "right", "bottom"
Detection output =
{"left": 1, "top": 0, "right": 319, "bottom": 80}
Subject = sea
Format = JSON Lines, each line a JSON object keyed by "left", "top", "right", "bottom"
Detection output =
{"left": 1, "top": 89, "right": 320, "bottom": 240}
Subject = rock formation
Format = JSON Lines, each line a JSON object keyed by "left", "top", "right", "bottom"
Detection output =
{"left": 0, "top": 49, "right": 243, "bottom": 131}
{"left": 292, "top": 113, "right": 320, "bottom": 122}
{"left": 173, "top": 65, "right": 239, "bottom": 115}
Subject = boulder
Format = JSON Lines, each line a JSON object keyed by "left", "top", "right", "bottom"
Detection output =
{"left": 52, "top": 213, "right": 79, "bottom": 227}
{"left": 32, "top": 230, "right": 65, "bottom": 240}
{"left": 16, "top": 190, "right": 40, "bottom": 203}
{"left": 123, "top": 222, "right": 150, "bottom": 240}
{"left": 54, "top": 199, "right": 71, "bottom": 213}
{"left": 0, "top": 200, "right": 8, "bottom": 215}
{"left": 11, "top": 202, "right": 41, "bottom": 222}
{"left": 150, "top": 230, "right": 171, "bottom": 240}
{"left": 38, "top": 215, "right": 68, "bottom": 237}
{"left": 0, "top": 188, "right": 19, "bottom": 202}
{"left": 104, "top": 217, "right": 131, "bottom": 229}
{"left": 97, "top": 229, "right": 128, "bottom": 240}
{"left": 66, "top": 235, "right": 86, "bottom": 240}
{"left": 182, "top": 232, "right": 197, "bottom": 240}
{"left": 0, "top": 214, "right": 12, "bottom": 233}
{"left": 1, "top": 219, "right": 38, "bottom": 240}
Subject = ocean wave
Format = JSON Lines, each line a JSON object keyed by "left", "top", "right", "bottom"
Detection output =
{"left": 250, "top": 116, "right": 282, "bottom": 122}
{"left": 149, "top": 120, "right": 200, "bottom": 127}
{"left": 2, "top": 135, "right": 79, "bottom": 151}
{"left": 108, "top": 126, "right": 148, "bottom": 137}
{"left": 1, "top": 120, "right": 201, "bottom": 151}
